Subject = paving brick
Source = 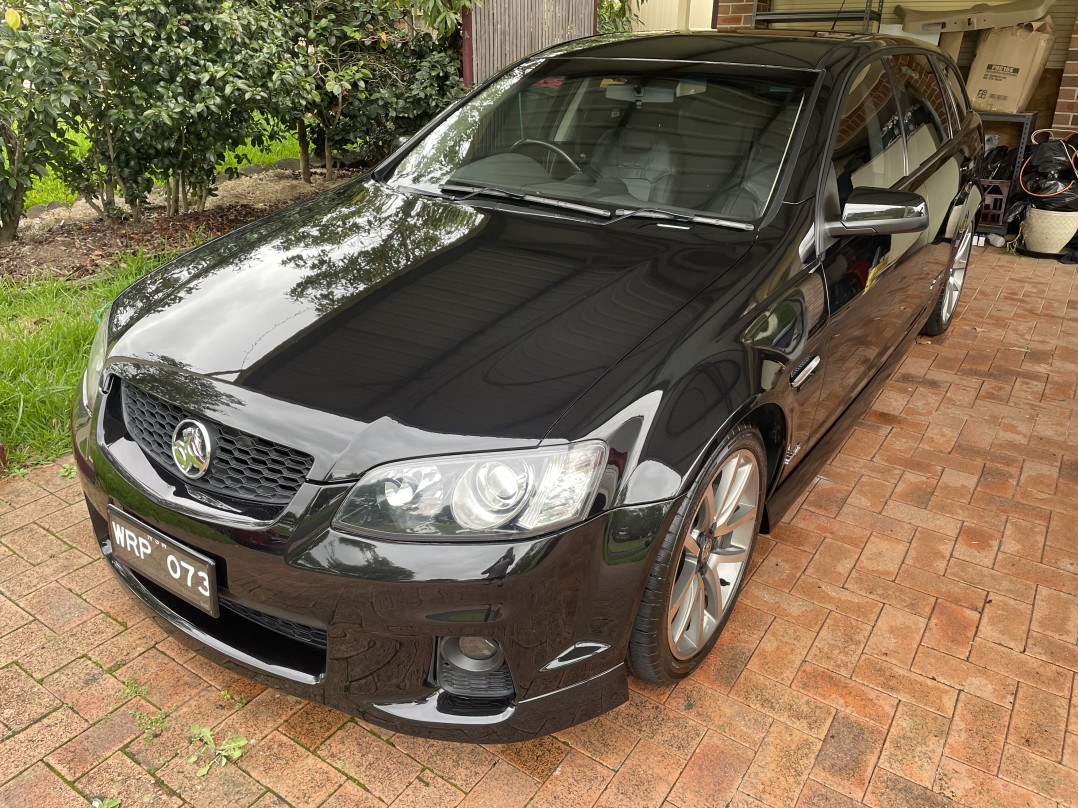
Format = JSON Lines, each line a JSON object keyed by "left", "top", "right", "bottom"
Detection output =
{"left": 791, "top": 576, "right": 882, "bottom": 624}
{"left": 1009, "top": 683, "right": 1069, "bottom": 761}
{"left": 595, "top": 739, "right": 680, "bottom": 808}
{"left": 692, "top": 603, "right": 771, "bottom": 692}
{"left": 157, "top": 741, "right": 265, "bottom": 808}
{"left": 46, "top": 707, "right": 140, "bottom": 780}
{"left": 740, "top": 722, "right": 821, "bottom": 808}
{"left": 608, "top": 690, "right": 705, "bottom": 761}
{"left": 1002, "top": 519, "right": 1048, "bottom": 562}
{"left": 0, "top": 762, "right": 85, "bottom": 808}
{"left": 279, "top": 701, "right": 350, "bottom": 750}
{"left": 747, "top": 618, "right": 815, "bottom": 685}
{"left": 978, "top": 593, "right": 1032, "bottom": 651}
{"left": 798, "top": 779, "right": 864, "bottom": 808}
{"left": 20, "top": 582, "right": 98, "bottom": 633}
{"left": 753, "top": 543, "right": 813, "bottom": 592}
{"left": 844, "top": 569, "right": 936, "bottom": 618}
{"left": 394, "top": 772, "right": 465, "bottom": 808}
{"left": 488, "top": 734, "right": 568, "bottom": 781}
{"left": 944, "top": 692, "right": 1010, "bottom": 774}
{"left": 75, "top": 751, "right": 180, "bottom": 808}
{"left": 922, "top": 599, "right": 979, "bottom": 659}
{"left": 969, "top": 638, "right": 1072, "bottom": 696}
{"left": 1031, "top": 585, "right": 1078, "bottom": 643}
{"left": 853, "top": 655, "right": 957, "bottom": 717}
{"left": 730, "top": 669, "right": 835, "bottom": 739}
{"left": 864, "top": 605, "right": 927, "bottom": 668}
{"left": 878, "top": 701, "right": 949, "bottom": 787}
{"left": 0, "top": 524, "right": 70, "bottom": 565}
{"left": 19, "top": 612, "right": 123, "bottom": 680}
{"left": 856, "top": 534, "right": 909, "bottom": 581}
{"left": 804, "top": 538, "right": 859, "bottom": 586}
{"left": 43, "top": 657, "right": 127, "bottom": 722}
{"left": 864, "top": 767, "right": 961, "bottom": 808}
{"left": 739, "top": 581, "right": 828, "bottom": 631}
{"left": 806, "top": 612, "right": 871, "bottom": 677}
{"left": 0, "top": 663, "right": 62, "bottom": 731}
{"left": 935, "top": 755, "right": 1054, "bottom": 808}
{"left": 792, "top": 662, "right": 897, "bottom": 728}
{"left": 666, "top": 731, "right": 754, "bottom": 808}
{"left": 669, "top": 680, "right": 771, "bottom": 750}
{"left": 458, "top": 760, "right": 539, "bottom": 808}
{"left": 319, "top": 722, "right": 421, "bottom": 802}
{"left": 237, "top": 730, "right": 344, "bottom": 808}
{"left": 999, "top": 743, "right": 1078, "bottom": 806}
{"left": 810, "top": 712, "right": 885, "bottom": 800}
{"left": 117, "top": 648, "right": 205, "bottom": 711}
{"left": 0, "top": 707, "right": 87, "bottom": 784}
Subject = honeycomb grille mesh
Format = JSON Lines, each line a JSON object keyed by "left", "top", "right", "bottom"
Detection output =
{"left": 219, "top": 598, "right": 328, "bottom": 649}
{"left": 120, "top": 381, "right": 314, "bottom": 505}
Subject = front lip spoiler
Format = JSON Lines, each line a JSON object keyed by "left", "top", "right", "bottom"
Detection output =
{"left": 103, "top": 549, "right": 323, "bottom": 686}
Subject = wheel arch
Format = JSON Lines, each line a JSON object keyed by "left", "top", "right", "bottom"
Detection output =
{"left": 740, "top": 402, "right": 788, "bottom": 534}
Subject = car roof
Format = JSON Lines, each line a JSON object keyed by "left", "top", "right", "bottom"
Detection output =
{"left": 538, "top": 30, "right": 942, "bottom": 72}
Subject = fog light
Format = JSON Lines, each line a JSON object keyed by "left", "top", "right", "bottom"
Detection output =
{"left": 458, "top": 637, "right": 499, "bottom": 661}
{"left": 441, "top": 636, "right": 505, "bottom": 673}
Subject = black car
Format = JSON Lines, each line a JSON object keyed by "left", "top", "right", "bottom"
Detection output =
{"left": 73, "top": 30, "right": 981, "bottom": 742}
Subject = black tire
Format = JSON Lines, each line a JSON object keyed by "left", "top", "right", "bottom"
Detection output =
{"left": 923, "top": 213, "right": 974, "bottom": 337}
{"left": 628, "top": 423, "right": 766, "bottom": 684}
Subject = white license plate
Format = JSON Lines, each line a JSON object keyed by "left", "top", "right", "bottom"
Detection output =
{"left": 107, "top": 506, "right": 219, "bottom": 617}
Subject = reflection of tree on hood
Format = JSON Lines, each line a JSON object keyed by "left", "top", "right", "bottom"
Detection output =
{"left": 280, "top": 184, "right": 481, "bottom": 314}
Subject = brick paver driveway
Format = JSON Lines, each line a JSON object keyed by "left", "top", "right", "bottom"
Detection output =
{"left": 2, "top": 247, "right": 1077, "bottom": 807}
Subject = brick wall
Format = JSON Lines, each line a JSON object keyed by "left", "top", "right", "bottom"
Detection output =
{"left": 1053, "top": 19, "right": 1078, "bottom": 128}
{"left": 714, "top": 1, "right": 763, "bottom": 30}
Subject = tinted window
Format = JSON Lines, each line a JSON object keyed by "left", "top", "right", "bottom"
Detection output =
{"left": 891, "top": 54, "right": 951, "bottom": 170}
{"left": 832, "top": 60, "right": 904, "bottom": 204}
{"left": 390, "top": 61, "right": 809, "bottom": 221}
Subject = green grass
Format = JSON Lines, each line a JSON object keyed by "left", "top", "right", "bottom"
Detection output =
{"left": 22, "top": 133, "right": 301, "bottom": 211}
{"left": 0, "top": 250, "right": 175, "bottom": 470}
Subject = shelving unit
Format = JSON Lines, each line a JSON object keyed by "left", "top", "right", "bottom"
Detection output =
{"left": 977, "top": 111, "right": 1038, "bottom": 235}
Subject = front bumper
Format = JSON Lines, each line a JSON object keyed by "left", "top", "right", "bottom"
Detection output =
{"left": 72, "top": 391, "right": 678, "bottom": 742}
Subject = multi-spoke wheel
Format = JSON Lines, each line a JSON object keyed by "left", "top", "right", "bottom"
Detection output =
{"left": 924, "top": 216, "right": 973, "bottom": 336}
{"left": 629, "top": 424, "right": 766, "bottom": 683}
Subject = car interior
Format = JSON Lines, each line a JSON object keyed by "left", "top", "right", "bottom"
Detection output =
{"left": 406, "top": 71, "right": 808, "bottom": 221}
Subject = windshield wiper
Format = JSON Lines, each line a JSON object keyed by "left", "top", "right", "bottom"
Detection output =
{"left": 609, "top": 207, "right": 754, "bottom": 231}
{"left": 439, "top": 182, "right": 611, "bottom": 219}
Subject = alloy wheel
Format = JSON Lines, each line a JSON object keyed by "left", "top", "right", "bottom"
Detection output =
{"left": 942, "top": 224, "right": 972, "bottom": 323}
{"left": 667, "top": 448, "right": 759, "bottom": 660}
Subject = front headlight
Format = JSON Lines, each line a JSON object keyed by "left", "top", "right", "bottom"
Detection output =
{"left": 82, "top": 305, "right": 111, "bottom": 411}
{"left": 333, "top": 441, "right": 608, "bottom": 540}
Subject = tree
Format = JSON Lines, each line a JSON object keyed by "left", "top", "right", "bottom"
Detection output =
{"left": 0, "top": 3, "right": 103, "bottom": 243}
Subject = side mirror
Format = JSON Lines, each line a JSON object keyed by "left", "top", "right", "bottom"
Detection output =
{"left": 825, "top": 188, "right": 929, "bottom": 237}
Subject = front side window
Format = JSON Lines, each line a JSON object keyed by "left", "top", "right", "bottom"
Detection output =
{"left": 388, "top": 59, "right": 812, "bottom": 222}
{"left": 890, "top": 53, "right": 952, "bottom": 170}
{"left": 831, "top": 60, "right": 905, "bottom": 205}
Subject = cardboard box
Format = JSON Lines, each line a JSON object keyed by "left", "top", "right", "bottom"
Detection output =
{"left": 967, "top": 16, "right": 1054, "bottom": 113}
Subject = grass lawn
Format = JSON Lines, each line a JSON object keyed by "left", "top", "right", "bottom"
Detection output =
{"left": 0, "top": 251, "right": 173, "bottom": 470}
{"left": 23, "top": 134, "right": 301, "bottom": 210}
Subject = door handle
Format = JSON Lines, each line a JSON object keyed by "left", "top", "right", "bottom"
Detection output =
{"left": 791, "top": 355, "right": 821, "bottom": 389}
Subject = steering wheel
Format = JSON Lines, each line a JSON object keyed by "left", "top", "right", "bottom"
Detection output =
{"left": 510, "top": 138, "right": 583, "bottom": 175}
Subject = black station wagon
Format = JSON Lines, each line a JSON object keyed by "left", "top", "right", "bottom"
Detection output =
{"left": 73, "top": 30, "right": 982, "bottom": 741}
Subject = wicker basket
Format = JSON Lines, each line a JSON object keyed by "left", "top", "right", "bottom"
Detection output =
{"left": 1022, "top": 207, "right": 1078, "bottom": 255}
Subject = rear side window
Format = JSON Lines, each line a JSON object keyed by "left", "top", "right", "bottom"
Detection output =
{"left": 890, "top": 53, "right": 952, "bottom": 170}
{"left": 832, "top": 60, "right": 905, "bottom": 203}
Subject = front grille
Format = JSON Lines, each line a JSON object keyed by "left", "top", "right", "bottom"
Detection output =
{"left": 120, "top": 381, "right": 314, "bottom": 505}
{"left": 219, "top": 598, "right": 328, "bottom": 649}
{"left": 437, "top": 658, "right": 515, "bottom": 698}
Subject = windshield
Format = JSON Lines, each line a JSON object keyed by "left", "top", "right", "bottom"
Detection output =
{"left": 388, "top": 58, "right": 812, "bottom": 222}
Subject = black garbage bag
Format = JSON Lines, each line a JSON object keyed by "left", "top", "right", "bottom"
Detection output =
{"left": 984, "top": 145, "right": 1016, "bottom": 180}
{"left": 1019, "top": 136, "right": 1078, "bottom": 211}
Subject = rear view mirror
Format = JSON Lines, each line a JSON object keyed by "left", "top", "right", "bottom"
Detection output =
{"left": 826, "top": 188, "right": 928, "bottom": 237}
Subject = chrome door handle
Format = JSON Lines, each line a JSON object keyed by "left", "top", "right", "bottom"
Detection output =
{"left": 791, "top": 355, "right": 821, "bottom": 389}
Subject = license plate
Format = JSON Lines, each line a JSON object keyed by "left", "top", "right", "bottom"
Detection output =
{"left": 107, "top": 506, "right": 219, "bottom": 617}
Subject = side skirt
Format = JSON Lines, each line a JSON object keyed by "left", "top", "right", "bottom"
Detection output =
{"left": 763, "top": 313, "right": 926, "bottom": 526}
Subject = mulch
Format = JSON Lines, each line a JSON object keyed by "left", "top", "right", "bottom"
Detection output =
{"left": 0, "top": 202, "right": 298, "bottom": 282}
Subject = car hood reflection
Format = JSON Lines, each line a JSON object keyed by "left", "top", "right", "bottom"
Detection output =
{"left": 111, "top": 180, "right": 756, "bottom": 439}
